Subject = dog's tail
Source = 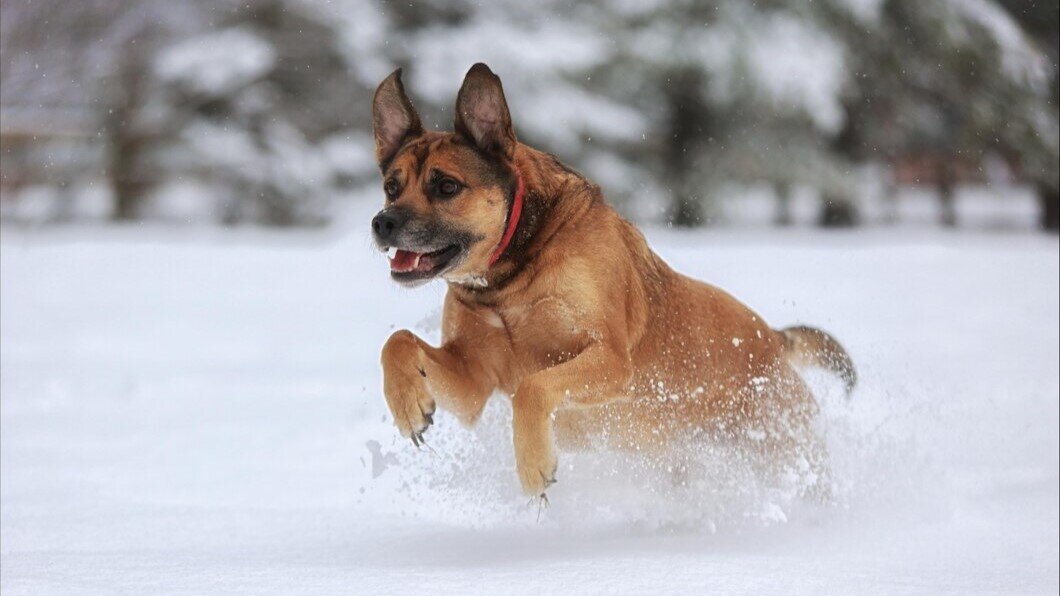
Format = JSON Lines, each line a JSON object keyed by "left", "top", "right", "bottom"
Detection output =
{"left": 779, "top": 325, "right": 857, "bottom": 397}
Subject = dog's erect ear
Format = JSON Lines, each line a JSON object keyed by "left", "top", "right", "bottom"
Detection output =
{"left": 373, "top": 68, "right": 423, "bottom": 171}
{"left": 454, "top": 63, "right": 516, "bottom": 159}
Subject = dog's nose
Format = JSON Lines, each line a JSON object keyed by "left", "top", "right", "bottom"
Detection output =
{"left": 371, "top": 210, "right": 407, "bottom": 243}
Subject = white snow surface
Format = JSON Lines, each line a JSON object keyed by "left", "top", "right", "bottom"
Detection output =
{"left": 2, "top": 207, "right": 1058, "bottom": 594}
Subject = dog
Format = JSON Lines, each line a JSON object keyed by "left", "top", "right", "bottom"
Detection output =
{"left": 371, "top": 63, "right": 856, "bottom": 499}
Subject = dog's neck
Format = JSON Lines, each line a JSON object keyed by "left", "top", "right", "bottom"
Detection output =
{"left": 448, "top": 146, "right": 598, "bottom": 305}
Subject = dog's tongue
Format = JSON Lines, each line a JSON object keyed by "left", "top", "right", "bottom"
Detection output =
{"left": 389, "top": 249, "right": 419, "bottom": 272}
{"left": 389, "top": 249, "right": 423, "bottom": 273}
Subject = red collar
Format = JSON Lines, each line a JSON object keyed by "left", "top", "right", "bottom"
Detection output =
{"left": 487, "top": 172, "right": 525, "bottom": 267}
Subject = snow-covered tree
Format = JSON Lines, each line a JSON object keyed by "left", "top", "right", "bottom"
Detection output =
{"left": 3, "top": 0, "right": 1056, "bottom": 230}
{"left": 2, "top": 0, "right": 387, "bottom": 225}
{"left": 141, "top": 0, "right": 389, "bottom": 226}
{"left": 575, "top": 1, "right": 859, "bottom": 226}
{"left": 816, "top": 0, "right": 1059, "bottom": 228}
{"left": 376, "top": 0, "right": 649, "bottom": 213}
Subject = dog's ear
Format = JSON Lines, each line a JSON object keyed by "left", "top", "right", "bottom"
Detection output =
{"left": 373, "top": 68, "right": 423, "bottom": 171}
{"left": 454, "top": 63, "right": 516, "bottom": 159}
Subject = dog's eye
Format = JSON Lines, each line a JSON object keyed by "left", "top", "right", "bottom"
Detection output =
{"left": 437, "top": 178, "right": 461, "bottom": 198}
{"left": 384, "top": 179, "right": 400, "bottom": 199}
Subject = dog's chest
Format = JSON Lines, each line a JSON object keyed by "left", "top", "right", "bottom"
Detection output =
{"left": 488, "top": 297, "right": 593, "bottom": 368}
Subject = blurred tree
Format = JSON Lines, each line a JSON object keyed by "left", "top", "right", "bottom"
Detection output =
{"left": 580, "top": 0, "right": 858, "bottom": 227}
{"left": 817, "top": 0, "right": 1059, "bottom": 229}
{"left": 996, "top": 0, "right": 1060, "bottom": 231}
{"left": 376, "top": 0, "right": 650, "bottom": 215}
{"left": 1, "top": 0, "right": 383, "bottom": 226}
{"left": 661, "top": 67, "right": 712, "bottom": 227}
{"left": 102, "top": 11, "right": 190, "bottom": 222}
{"left": 143, "top": 0, "right": 392, "bottom": 226}
{"left": 149, "top": 0, "right": 376, "bottom": 226}
{"left": 1, "top": 0, "right": 206, "bottom": 221}
{"left": 3, "top": 0, "right": 1056, "bottom": 230}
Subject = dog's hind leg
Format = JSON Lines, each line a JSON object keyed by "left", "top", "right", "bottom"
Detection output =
{"left": 749, "top": 366, "right": 834, "bottom": 502}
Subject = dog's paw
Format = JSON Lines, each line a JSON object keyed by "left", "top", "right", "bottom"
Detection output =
{"left": 383, "top": 371, "right": 435, "bottom": 446}
{"left": 388, "top": 382, "right": 435, "bottom": 446}
{"left": 381, "top": 332, "right": 436, "bottom": 447}
{"left": 515, "top": 441, "right": 558, "bottom": 496}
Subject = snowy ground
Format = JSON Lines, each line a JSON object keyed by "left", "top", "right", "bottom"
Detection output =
{"left": 2, "top": 207, "right": 1058, "bottom": 594}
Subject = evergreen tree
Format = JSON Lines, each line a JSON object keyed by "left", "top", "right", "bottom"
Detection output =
{"left": 817, "top": 0, "right": 1059, "bottom": 229}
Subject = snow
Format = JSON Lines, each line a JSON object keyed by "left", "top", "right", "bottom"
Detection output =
{"left": 2, "top": 201, "right": 1058, "bottom": 594}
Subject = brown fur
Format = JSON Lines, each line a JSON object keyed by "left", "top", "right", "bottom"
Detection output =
{"left": 780, "top": 326, "right": 858, "bottom": 396}
{"left": 373, "top": 64, "right": 855, "bottom": 497}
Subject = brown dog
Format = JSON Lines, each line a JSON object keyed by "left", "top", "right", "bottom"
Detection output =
{"left": 371, "top": 64, "right": 856, "bottom": 499}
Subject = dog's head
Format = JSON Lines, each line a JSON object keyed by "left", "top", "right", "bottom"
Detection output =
{"left": 370, "top": 63, "right": 519, "bottom": 288}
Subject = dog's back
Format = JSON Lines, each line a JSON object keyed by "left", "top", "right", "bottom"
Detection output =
{"left": 539, "top": 193, "right": 845, "bottom": 458}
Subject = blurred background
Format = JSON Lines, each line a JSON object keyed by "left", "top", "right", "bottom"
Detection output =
{"left": 1, "top": 0, "right": 1058, "bottom": 231}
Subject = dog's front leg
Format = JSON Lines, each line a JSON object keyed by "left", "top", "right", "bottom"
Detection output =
{"left": 512, "top": 342, "right": 632, "bottom": 495}
{"left": 381, "top": 330, "right": 495, "bottom": 445}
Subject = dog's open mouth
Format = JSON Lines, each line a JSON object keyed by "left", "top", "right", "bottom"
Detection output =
{"left": 387, "top": 245, "right": 462, "bottom": 282}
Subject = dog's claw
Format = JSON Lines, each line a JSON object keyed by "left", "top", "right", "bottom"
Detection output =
{"left": 410, "top": 431, "right": 422, "bottom": 448}
{"left": 528, "top": 492, "right": 551, "bottom": 522}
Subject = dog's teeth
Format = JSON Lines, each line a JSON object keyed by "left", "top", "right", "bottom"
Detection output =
{"left": 386, "top": 247, "right": 398, "bottom": 259}
{"left": 412, "top": 254, "right": 422, "bottom": 269}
